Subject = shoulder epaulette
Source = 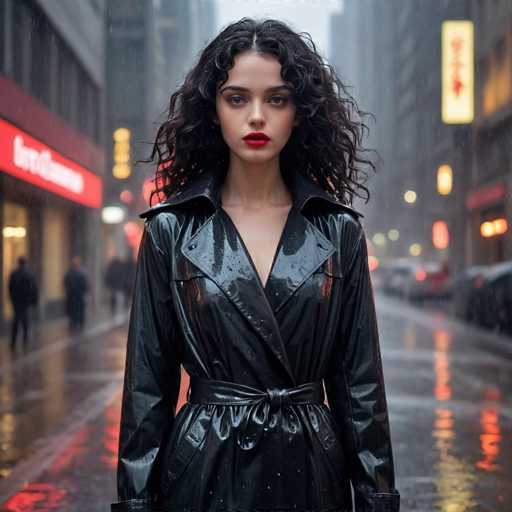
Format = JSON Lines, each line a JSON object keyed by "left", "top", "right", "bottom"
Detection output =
{"left": 139, "top": 201, "right": 174, "bottom": 219}
{"left": 337, "top": 203, "right": 364, "bottom": 219}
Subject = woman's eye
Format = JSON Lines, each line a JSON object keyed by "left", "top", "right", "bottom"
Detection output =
{"left": 226, "top": 95, "right": 289, "bottom": 106}
{"left": 270, "top": 96, "right": 288, "bottom": 105}
{"left": 227, "top": 95, "right": 245, "bottom": 105}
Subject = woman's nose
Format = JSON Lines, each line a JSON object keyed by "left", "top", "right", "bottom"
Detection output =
{"left": 248, "top": 100, "right": 265, "bottom": 125}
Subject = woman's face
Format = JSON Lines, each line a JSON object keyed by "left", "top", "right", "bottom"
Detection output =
{"left": 214, "top": 50, "right": 298, "bottom": 165}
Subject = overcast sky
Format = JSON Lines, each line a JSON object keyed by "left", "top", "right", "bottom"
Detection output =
{"left": 213, "top": 0, "right": 344, "bottom": 61}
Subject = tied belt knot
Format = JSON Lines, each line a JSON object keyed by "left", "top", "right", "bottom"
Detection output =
{"left": 266, "top": 387, "right": 292, "bottom": 410}
{"left": 187, "top": 377, "right": 325, "bottom": 450}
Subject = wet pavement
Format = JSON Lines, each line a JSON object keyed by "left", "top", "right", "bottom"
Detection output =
{"left": 0, "top": 295, "right": 510, "bottom": 511}
{"left": 381, "top": 294, "right": 512, "bottom": 512}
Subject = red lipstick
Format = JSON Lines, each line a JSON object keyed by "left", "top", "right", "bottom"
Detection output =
{"left": 243, "top": 131, "right": 270, "bottom": 148}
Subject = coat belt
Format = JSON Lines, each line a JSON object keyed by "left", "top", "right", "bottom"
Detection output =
{"left": 186, "top": 377, "right": 326, "bottom": 452}
{"left": 188, "top": 377, "right": 324, "bottom": 411}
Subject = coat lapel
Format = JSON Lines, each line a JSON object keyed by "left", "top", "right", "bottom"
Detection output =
{"left": 181, "top": 204, "right": 336, "bottom": 384}
{"left": 181, "top": 208, "right": 300, "bottom": 385}
{"left": 263, "top": 206, "right": 336, "bottom": 313}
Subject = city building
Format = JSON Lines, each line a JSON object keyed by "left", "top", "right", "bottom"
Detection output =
{"left": 0, "top": 0, "right": 106, "bottom": 330}
{"left": 329, "top": 0, "right": 512, "bottom": 271}
{"left": 467, "top": 0, "right": 512, "bottom": 264}
{"left": 104, "top": 0, "right": 217, "bottom": 262}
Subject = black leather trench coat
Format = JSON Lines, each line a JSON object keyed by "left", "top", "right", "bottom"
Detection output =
{"left": 111, "top": 169, "right": 400, "bottom": 512}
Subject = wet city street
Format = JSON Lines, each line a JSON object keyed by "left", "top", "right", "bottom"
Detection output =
{"left": 0, "top": 295, "right": 509, "bottom": 511}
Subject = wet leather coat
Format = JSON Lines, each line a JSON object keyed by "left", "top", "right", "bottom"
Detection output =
{"left": 111, "top": 169, "right": 400, "bottom": 512}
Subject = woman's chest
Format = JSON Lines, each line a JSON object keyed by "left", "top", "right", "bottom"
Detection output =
{"left": 219, "top": 204, "right": 294, "bottom": 291}
{"left": 171, "top": 206, "right": 344, "bottom": 314}
{"left": 169, "top": 207, "right": 346, "bottom": 382}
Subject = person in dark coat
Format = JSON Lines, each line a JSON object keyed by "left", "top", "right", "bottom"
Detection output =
{"left": 121, "top": 255, "right": 136, "bottom": 309}
{"left": 8, "top": 256, "right": 38, "bottom": 351}
{"left": 64, "top": 256, "right": 89, "bottom": 332}
{"left": 104, "top": 257, "right": 125, "bottom": 315}
{"left": 111, "top": 18, "right": 400, "bottom": 512}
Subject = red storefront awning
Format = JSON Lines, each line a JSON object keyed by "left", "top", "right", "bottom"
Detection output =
{"left": 0, "top": 118, "right": 102, "bottom": 208}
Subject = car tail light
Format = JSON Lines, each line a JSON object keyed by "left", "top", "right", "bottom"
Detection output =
{"left": 415, "top": 268, "right": 427, "bottom": 281}
{"left": 474, "top": 275, "right": 485, "bottom": 288}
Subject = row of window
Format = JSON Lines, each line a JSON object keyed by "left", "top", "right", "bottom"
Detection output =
{"left": 480, "top": 30, "right": 512, "bottom": 118}
{"left": 0, "top": 0, "right": 101, "bottom": 144}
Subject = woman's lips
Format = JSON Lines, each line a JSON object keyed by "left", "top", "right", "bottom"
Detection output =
{"left": 243, "top": 139, "right": 269, "bottom": 148}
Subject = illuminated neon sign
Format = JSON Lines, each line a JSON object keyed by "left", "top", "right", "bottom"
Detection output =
{"left": 0, "top": 118, "right": 102, "bottom": 208}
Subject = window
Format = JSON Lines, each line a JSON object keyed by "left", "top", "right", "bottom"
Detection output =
{"left": 30, "top": 8, "right": 51, "bottom": 106}
{"left": 0, "top": 1, "right": 5, "bottom": 74}
{"left": 58, "top": 41, "right": 75, "bottom": 123}
{"left": 7, "top": 2, "right": 101, "bottom": 143}
{"left": 12, "top": 2, "right": 28, "bottom": 87}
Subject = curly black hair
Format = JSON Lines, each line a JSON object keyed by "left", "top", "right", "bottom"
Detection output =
{"left": 147, "top": 17, "right": 377, "bottom": 207}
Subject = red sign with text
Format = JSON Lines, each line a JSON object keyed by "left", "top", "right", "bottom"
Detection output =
{"left": 0, "top": 118, "right": 102, "bottom": 208}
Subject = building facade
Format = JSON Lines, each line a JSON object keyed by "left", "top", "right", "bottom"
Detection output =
{"left": 467, "top": 0, "right": 512, "bottom": 265}
{"left": 329, "top": 0, "right": 511, "bottom": 271}
{"left": 104, "top": 0, "right": 217, "bottom": 261}
{"left": 0, "top": 0, "right": 106, "bottom": 330}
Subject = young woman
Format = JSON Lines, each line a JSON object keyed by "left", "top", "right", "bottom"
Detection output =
{"left": 111, "top": 17, "right": 400, "bottom": 512}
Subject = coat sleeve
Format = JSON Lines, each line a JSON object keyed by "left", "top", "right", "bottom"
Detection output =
{"left": 324, "top": 218, "right": 400, "bottom": 512}
{"left": 111, "top": 215, "right": 182, "bottom": 512}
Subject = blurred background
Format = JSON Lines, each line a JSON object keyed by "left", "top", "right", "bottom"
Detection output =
{"left": 0, "top": 0, "right": 510, "bottom": 510}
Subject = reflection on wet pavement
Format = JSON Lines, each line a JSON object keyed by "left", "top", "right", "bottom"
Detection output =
{"left": 431, "top": 329, "right": 477, "bottom": 511}
{"left": 2, "top": 483, "right": 68, "bottom": 511}
{"left": 380, "top": 295, "right": 511, "bottom": 511}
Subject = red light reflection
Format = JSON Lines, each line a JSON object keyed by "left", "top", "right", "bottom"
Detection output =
{"left": 475, "top": 387, "right": 502, "bottom": 472}
{"left": 47, "top": 426, "right": 92, "bottom": 475}
{"left": 100, "top": 401, "right": 120, "bottom": 470}
{"left": 2, "top": 483, "right": 67, "bottom": 511}
{"left": 433, "top": 329, "right": 452, "bottom": 401}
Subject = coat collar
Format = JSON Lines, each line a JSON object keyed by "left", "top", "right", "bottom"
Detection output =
{"left": 140, "top": 169, "right": 363, "bottom": 218}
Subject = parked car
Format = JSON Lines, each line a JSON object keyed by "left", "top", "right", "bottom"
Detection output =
{"left": 469, "top": 260, "right": 512, "bottom": 335}
{"left": 379, "top": 259, "right": 451, "bottom": 302}
{"left": 399, "top": 261, "right": 452, "bottom": 302}
{"left": 379, "top": 258, "right": 418, "bottom": 297}
{"left": 452, "top": 265, "right": 487, "bottom": 322}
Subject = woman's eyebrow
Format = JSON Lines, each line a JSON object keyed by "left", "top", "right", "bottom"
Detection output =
{"left": 219, "top": 85, "right": 293, "bottom": 94}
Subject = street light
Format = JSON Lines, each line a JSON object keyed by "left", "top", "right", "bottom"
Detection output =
{"left": 437, "top": 165, "right": 453, "bottom": 195}
{"left": 432, "top": 220, "right": 450, "bottom": 249}
{"left": 404, "top": 190, "right": 417, "bottom": 204}
{"left": 409, "top": 243, "right": 422, "bottom": 256}
{"left": 101, "top": 206, "right": 125, "bottom": 224}
{"left": 388, "top": 229, "right": 400, "bottom": 241}
{"left": 480, "top": 218, "right": 508, "bottom": 238}
{"left": 372, "top": 233, "right": 386, "bottom": 247}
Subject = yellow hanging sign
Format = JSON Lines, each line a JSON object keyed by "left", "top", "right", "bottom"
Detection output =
{"left": 442, "top": 21, "right": 474, "bottom": 124}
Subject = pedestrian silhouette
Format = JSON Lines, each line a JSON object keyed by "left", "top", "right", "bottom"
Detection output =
{"left": 121, "top": 255, "right": 136, "bottom": 309}
{"left": 104, "top": 256, "right": 125, "bottom": 315}
{"left": 64, "top": 256, "right": 89, "bottom": 332}
{"left": 8, "top": 256, "right": 38, "bottom": 352}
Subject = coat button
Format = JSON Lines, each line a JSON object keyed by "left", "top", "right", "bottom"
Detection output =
{"left": 188, "top": 244, "right": 196, "bottom": 250}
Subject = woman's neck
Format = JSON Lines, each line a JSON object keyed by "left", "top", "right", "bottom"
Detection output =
{"left": 221, "top": 160, "right": 292, "bottom": 210}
